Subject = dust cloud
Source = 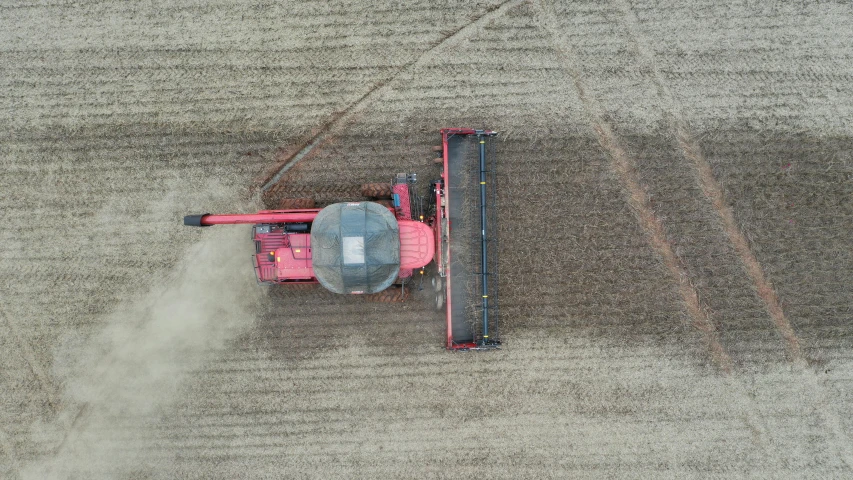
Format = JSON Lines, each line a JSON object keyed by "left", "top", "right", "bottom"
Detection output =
{"left": 22, "top": 223, "right": 264, "bottom": 479}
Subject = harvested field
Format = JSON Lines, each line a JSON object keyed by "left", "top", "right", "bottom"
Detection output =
{"left": 1, "top": 0, "right": 852, "bottom": 478}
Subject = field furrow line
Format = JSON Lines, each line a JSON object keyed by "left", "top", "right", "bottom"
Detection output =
{"left": 258, "top": 0, "right": 526, "bottom": 193}
{"left": 533, "top": 1, "right": 732, "bottom": 372}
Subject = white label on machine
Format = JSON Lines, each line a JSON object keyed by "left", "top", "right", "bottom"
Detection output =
{"left": 342, "top": 236, "right": 365, "bottom": 264}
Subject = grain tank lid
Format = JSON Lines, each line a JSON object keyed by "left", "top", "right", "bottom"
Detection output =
{"left": 310, "top": 202, "right": 400, "bottom": 294}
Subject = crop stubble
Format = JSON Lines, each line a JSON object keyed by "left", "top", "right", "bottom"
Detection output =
{"left": 1, "top": 0, "right": 853, "bottom": 478}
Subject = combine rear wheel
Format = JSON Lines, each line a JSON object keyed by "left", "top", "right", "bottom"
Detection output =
{"left": 278, "top": 197, "right": 315, "bottom": 209}
{"left": 361, "top": 183, "right": 392, "bottom": 199}
{"left": 365, "top": 286, "right": 409, "bottom": 303}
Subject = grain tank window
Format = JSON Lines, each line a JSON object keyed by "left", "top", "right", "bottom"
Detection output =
{"left": 342, "top": 236, "right": 365, "bottom": 264}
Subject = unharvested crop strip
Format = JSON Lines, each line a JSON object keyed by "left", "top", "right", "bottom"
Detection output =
{"left": 613, "top": 0, "right": 803, "bottom": 362}
{"left": 259, "top": 0, "right": 526, "bottom": 193}
{"left": 533, "top": 1, "right": 732, "bottom": 372}
{"left": 614, "top": 2, "right": 853, "bottom": 466}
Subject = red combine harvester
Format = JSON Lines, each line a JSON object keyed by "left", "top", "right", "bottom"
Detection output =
{"left": 185, "top": 128, "right": 500, "bottom": 350}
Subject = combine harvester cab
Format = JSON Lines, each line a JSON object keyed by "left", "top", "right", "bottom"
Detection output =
{"left": 184, "top": 128, "right": 500, "bottom": 351}
{"left": 433, "top": 129, "right": 501, "bottom": 351}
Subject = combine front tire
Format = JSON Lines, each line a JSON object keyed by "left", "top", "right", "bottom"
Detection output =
{"left": 361, "top": 183, "right": 392, "bottom": 199}
{"left": 365, "top": 286, "right": 409, "bottom": 303}
{"left": 278, "top": 197, "right": 315, "bottom": 209}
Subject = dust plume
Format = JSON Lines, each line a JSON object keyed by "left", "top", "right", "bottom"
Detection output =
{"left": 22, "top": 223, "right": 264, "bottom": 479}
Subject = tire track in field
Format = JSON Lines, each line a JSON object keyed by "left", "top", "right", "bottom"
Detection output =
{"left": 0, "top": 426, "right": 20, "bottom": 480}
{"left": 258, "top": 0, "right": 526, "bottom": 193}
{"left": 612, "top": 0, "right": 805, "bottom": 363}
{"left": 613, "top": 0, "right": 853, "bottom": 469}
{"left": 531, "top": 4, "right": 784, "bottom": 462}
{"left": 0, "top": 306, "right": 59, "bottom": 413}
{"left": 532, "top": 2, "right": 733, "bottom": 372}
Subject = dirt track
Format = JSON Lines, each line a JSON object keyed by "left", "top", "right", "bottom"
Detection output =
{"left": 2, "top": 1, "right": 852, "bottom": 478}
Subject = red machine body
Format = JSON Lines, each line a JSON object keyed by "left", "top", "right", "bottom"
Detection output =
{"left": 188, "top": 207, "right": 434, "bottom": 285}
{"left": 434, "top": 128, "right": 499, "bottom": 350}
{"left": 185, "top": 128, "right": 499, "bottom": 350}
